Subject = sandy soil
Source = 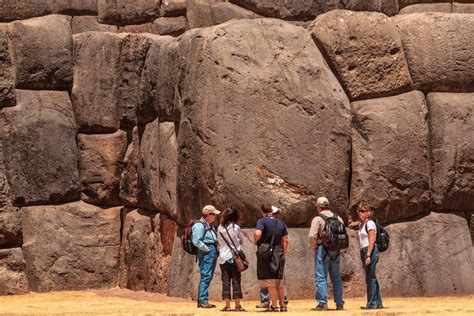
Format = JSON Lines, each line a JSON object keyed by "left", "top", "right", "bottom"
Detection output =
{"left": 0, "top": 289, "right": 473, "bottom": 315}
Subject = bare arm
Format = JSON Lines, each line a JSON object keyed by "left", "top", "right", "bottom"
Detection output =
{"left": 254, "top": 229, "right": 262, "bottom": 245}
{"left": 282, "top": 235, "right": 289, "bottom": 257}
{"left": 367, "top": 229, "right": 376, "bottom": 257}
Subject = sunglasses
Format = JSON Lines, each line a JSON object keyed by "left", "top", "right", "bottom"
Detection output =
{"left": 358, "top": 209, "right": 368, "bottom": 213}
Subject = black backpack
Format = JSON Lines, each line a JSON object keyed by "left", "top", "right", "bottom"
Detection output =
{"left": 365, "top": 220, "right": 390, "bottom": 252}
{"left": 319, "top": 213, "right": 349, "bottom": 252}
{"left": 181, "top": 219, "right": 211, "bottom": 255}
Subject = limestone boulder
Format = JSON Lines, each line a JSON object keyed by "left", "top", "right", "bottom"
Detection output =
{"left": 72, "top": 32, "right": 122, "bottom": 133}
{"left": 161, "top": 0, "right": 187, "bottom": 17}
{"left": 158, "top": 122, "right": 179, "bottom": 218}
{"left": 1, "top": 90, "right": 80, "bottom": 206}
{"left": 119, "top": 209, "right": 170, "bottom": 292}
{"left": 53, "top": 0, "right": 98, "bottom": 14}
{"left": 140, "top": 35, "right": 180, "bottom": 124}
{"left": 120, "top": 127, "right": 140, "bottom": 206}
{"left": 117, "top": 23, "right": 154, "bottom": 33}
{"left": 153, "top": 16, "right": 186, "bottom": 36}
{"left": 399, "top": 3, "right": 452, "bottom": 14}
{"left": 0, "top": 248, "right": 29, "bottom": 295}
{"left": 393, "top": 13, "right": 474, "bottom": 93}
{"left": 453, "top": 2, "right": 474, "bottom": 13}
{"left": 229, "top": 0, "right": 338, "bottom": 20}
{"left": 176, "top": 19, "right": 351, "bottom": 226}
{"left": 428, "top": 93, "right": 474, "bottom": 211}
{"left": 210, "top": 2, "right": 260, "bottom": 25}
{"left": 399, "top": 0, "right": 450, "bottom": 9}
{"left": 72, "top": 16, "right": 118, "bottom": 34}
{"left": 309, "top": 10, "right": 412, "bottom": 101}
{"left": 138, "top": 119, "right": 160, "bottom": 211}
{"left": 0, "top": 25, "right": 14, "bottom": 108}
{"left": 341, "top": 0, "right": 399, "bottom": 16}
{"left": 78, "top": 130, "right": 128, "bottom": 206}
{"left": 98, "top": 0, "right": 160, "bottom": 24}
{"left": 22, "top": 201, "right": 121, "bottom": 292}
{"left": 8, "top": 14, "right": 72, "bottom": 90}
{"left": 186, "top": 0, "right": 217, "bottom": 29}
{"left": 350, "top": 91, "right": 431, "bottom": 224}
{"left": 0, "top": 0, "right": 54, "bottom": 22}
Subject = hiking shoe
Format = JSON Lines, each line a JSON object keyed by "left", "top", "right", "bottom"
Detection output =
{"left": 311, "top": 303, "right": 328, "bottom": 311}
{"left": 256, "top": 302, "right": 270, "bottom": 308}
{"left": 197, "top": 302, "right": 216, "bottom": 308}
{"left": 336, "top": 304, "right": 344, "bottom": 311}
{"left": 262, "top": 305, "right": 279, "bottom": 312}
{"left": 360, "top": 306, "right": 377, "bottom": 310}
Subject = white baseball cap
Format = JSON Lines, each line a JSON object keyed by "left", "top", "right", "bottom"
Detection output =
{"left": 316, "top": 197, "right": 330, "bottom": 208}
{"left": 202, "top": 205, "right": 221, "bottom": 215}
{"left": 271, "top": 205, "right": 281, "bottom": 214}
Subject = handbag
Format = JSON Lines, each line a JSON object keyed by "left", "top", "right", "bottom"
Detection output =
{"left": 256, "top": 220, "right": 276, "bottom": 260}
{"left": 220, "top": 225, "right": 249, "bottom": 272}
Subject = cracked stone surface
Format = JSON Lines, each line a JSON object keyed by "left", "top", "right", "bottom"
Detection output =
{"left": 176, "top": 19, "right": 351, "bottom": 226}
{"left": 0, "top": 248, "right": 29, "bottom": 294}
{"left": 22, "top": 201, "right": 121, "bottom": 292}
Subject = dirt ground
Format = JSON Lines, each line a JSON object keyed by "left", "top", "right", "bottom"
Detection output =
{"left": 0, "top": 289, "right": 473, "bottom": 315}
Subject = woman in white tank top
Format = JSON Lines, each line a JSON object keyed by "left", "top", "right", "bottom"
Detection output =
{"left": 357, "top": 202, "right": 383, "bottom": 310}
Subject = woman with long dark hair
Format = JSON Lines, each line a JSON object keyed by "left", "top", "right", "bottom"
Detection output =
{"left": 217, "top": 207, "right": 246, "bottom": 312}
{"left": 357, "top": 202, "right": 383, "bottom": 309}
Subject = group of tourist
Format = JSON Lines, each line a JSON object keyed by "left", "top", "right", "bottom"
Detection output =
{"left": 189, "top": 197, "right": 383, "bottom": 312}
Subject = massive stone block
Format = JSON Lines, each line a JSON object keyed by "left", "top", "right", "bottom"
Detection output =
{"left": 159, "top": 122, "right": 178, "bottom": 218}
{"left": 120, "top": 127, "right": 139, "bottom": 206}
{"left": 153, "top": 16, "right": 186, "bottom": 36}
{"left": 138, "top": 119, "right": 160, "bottom": 211}
{"left": 8, "top": 14, "right": 72, "bottom": 90}
{"left": 398, "top": 3, "right": 452, "bottom": 14}
{"left": 394, "top": 13, "right": 474, "bottom": 93}
{"left": 161, "top": 0, "right": 187, "bottom": 17}
{"left": 0, "top": 0, "right": 54, "bottom": 22}
{"left": 169, "top": 212, "right": 474, "bottom": 299}
{"left": 229, "top": 0, "right": 339, "bottom": 20}
{"left": 119, "top": 209, "right": 170, "bottom": 292}
{"left": 1, "top": 90, "right": 80, "bottom": 206}
{"left": 186, "top": 0, "right": 216, "bottom": 29}
{"left": 72, "top": 16, "right": 118, "bottom": 34}
{"left": 53, "top": 0, "right": 98, "bottom": 14}
{"left": 453, "top": 2, "right": 474, "bottom": 13}
{"left": 399, "top": 0, "right": 450, "bottom": 9}
{"left": 310, "top": 10, "right": 412, "bottom": 101}
{"left": 341, "top": 0, "right": 399, "bottom": 16}
{"left": 210, "top": 2, "right": 260, "bottom": 25}
{"left": 22, "top": 201, "right": 121, "bottom": 292}
{"left": 98, "top": 0, "right": 160, "bottom": 25}
{"left": 78, "top": 130, "right": 128, "bottom": 206}
{"left": 0, "top": 24, "right": 15, "bottom": 108}
{"left": 176, "top": 19, "right": 351, "bottom": 226}
{"left": 350, "top": 91, "right": 431, "bottom": 224}
{"left": 0, "top": 248, "right": 29, "bottom": 295}
{"left": 428, "top": 93, "right": 474, "bottom": 211}
{"left": 140, "top": 35, "right": 180, "bottom": 124}
{"left": 72, "top": 32, "right": 122, "bottom": 133}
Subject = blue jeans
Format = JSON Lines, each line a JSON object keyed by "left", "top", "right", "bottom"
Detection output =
{"left": 197, "top": 245, "right": 217, "bottom": 303}
{"left": 360, "top": 246, "right": 383, "bottom": 308}
{"left": 260, "top": 286, "right": 288, "bottom": 305}
{"left": 315, "top": 245, "right": 344, "bottom": 306}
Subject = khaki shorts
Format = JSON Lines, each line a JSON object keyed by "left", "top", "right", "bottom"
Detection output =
{"left": 259, "top": 279, "right": 284, "bottom": 288}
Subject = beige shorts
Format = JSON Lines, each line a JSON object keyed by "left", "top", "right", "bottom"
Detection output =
{"left": 259, "top": 279, "right": 284, "bottom": 288}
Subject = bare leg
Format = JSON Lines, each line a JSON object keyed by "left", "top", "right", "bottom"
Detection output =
{"left": 234, "top": 299, "right": 240, "bottom": 308}
{"left": 277, "top": 286, "right": 285, "bottom": 307}
{"left": 224, "top": 298, "right": 230, "bottom": 308}
{"left": 268, "top": 287, "right": 278, "bottom": 308}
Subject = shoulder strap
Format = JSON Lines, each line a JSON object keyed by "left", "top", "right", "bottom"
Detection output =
{"left": 198, "top": 219, "right": 212, "bottom": 241}
{"left": 364, "top": 220, "right": 375, "bottom": 234}
{"left": 224, "top": 225, "right": 240, "bottom": 252}
{"left": 219, "top": 230, "right": 239, "bottom": 257}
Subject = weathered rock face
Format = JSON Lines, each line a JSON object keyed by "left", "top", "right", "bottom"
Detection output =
{"left": 98, "top": 0, "right": 160, "bottom": 25}
{"left": 53, "top": 0, "right": 98, "bottom": 15}
{"left": 22, "top": 201, "right": 121, "bottom": 292}
{"left": 229, "top": 0, "right": 338, "bottom": 20}
{"left": 310, "top": 10, "right": 412, "bottom": 101}
{"left": 170, "top": 212, "right": 474, "bottom": 299}
{"left": 0, "top": 24, "right": 15, "bottom": 108}
{"left": 120, "top": 127, "right": 140, "bottom": 206}
{"left": 1, "top": 90, "right": 80, "bottom": 206}
{"left": 399, "top": 0, "right": 449, "bottom": 9}
{"left": 72, "top": 32, "right": 122, "bottom": 133}
{"left": 78, "top": 130, "right": 128, "bottom": 206}
{"left": 394, "top": 13, "right": 474, "bottom": 93}
{"left": 153, "top": 16, "right": 186, "bottom": 36}
{"left": 428, "top": 93, "right": 474, "bottom": 212}
{"left": 0, "top": 0, "right": 54, "bottom": 22}
{"left": 341, "top": 0, "right": 399, "bottom": 16}
{"left": 399, "top": 3, "right": 452, "bottom": 14}
{"left": 140, "top": 35, "right": 180, "bottom": 124}
{"left": 72, "top": 16, "right": 118, "bottom": 34}
{"left": 158, "top": 122, "right": 179, "bottom": 218}
{"left": 177, "top": 19, "right": 351, "bottom": 226}
{"left": 161, "top": 0, "right": 187, "bottom": 17}
{"left": 119, "top": 209, "right": 170, "bottom": 292}
{"left": 0, "top": 248, "right": 29, "bottom": 295}
{"left": 138, "top": 119, "right": 160, "bottom": 211}
{"left": 210, "top": 2, "right": 260, "bottom": 25}
{"left": 8, "top": 14, "right": 72, "bottom": 90}
{"left": 453, "top": 2, "right": 474, "bottom": 13}
{"left": 350, "top": 91, "right": 431, "bottom": 224}
{"left": 186, "top": 0, "right": 216, "bottom": 29}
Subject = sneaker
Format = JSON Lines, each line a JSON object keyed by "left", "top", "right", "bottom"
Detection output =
{"left": 336, "top": 304, "right": 344, "bottom": 311}
{"left": 256, "top": 302, "right": 270, "bottom": 308}
{"left": 197, "top": 302, "right": 216, "bottom": 308}
{"left": 360, "top": 306, "right": 377, "bottom": 310}
{"left": 311, "top": 303, "right": 328, "bottom": 311}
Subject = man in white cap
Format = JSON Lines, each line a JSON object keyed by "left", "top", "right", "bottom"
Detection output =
{"left": 308, "top": 197, "right": 345, "bottom": 311}
{"left": 192, "top": 205, "right": 221, "bottom": 308}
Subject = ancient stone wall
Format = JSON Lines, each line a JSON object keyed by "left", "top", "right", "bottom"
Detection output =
{"left": 0, "top": 0, "right": 473, "bottom": 299}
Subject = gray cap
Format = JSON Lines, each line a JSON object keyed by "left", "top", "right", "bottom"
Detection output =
{"left": 316, "top": 197, "right": 329, "bottom": 208}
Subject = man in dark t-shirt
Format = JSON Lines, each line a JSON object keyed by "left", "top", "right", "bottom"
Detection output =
{"left": 254, "top": 204, "right": 288, "bottom": 312}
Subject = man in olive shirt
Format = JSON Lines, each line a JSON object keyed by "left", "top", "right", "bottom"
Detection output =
{"left": 308, "top": 197, "right": 344, "bottom": 311}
